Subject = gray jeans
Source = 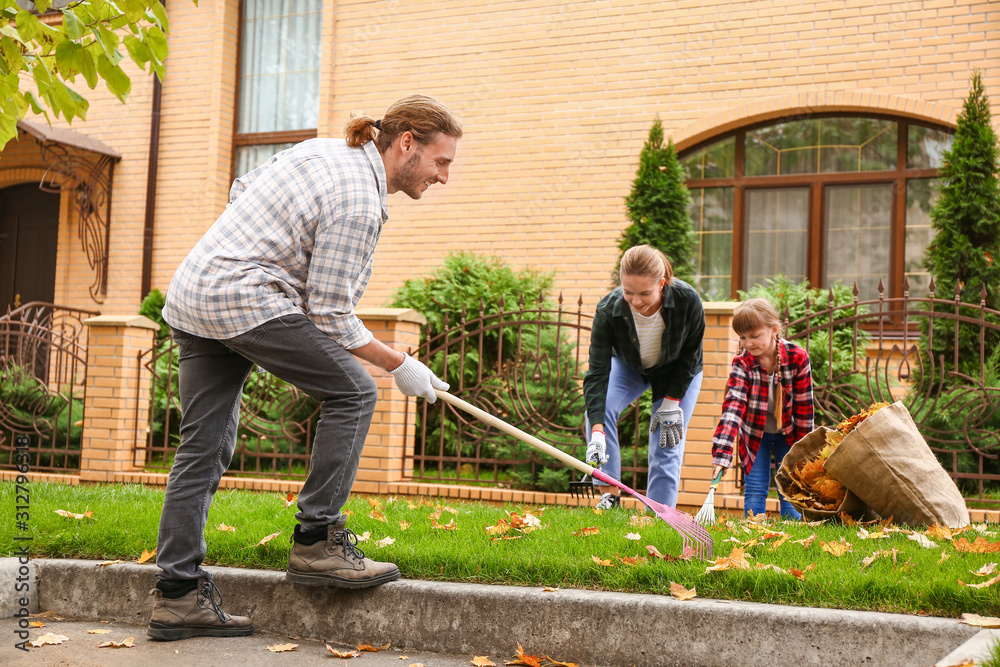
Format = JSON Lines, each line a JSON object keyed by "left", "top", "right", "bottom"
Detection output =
{"left": 156, "top": 314, "right": 377, "bottom": 581}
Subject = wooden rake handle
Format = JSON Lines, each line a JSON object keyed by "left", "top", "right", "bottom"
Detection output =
{"left": 434, "top": 389, "right": 595, "bottom": 478}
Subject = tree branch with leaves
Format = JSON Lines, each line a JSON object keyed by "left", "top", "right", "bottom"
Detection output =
{"left": 0, "top": 0, "right": 192, "bottom": 151}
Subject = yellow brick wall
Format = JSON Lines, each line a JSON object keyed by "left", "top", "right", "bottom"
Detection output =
{"left": 4, "top": 0, "right": 999, "bottom": 328}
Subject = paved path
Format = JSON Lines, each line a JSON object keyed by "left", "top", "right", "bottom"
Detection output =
{"left": 0, "top": 617, "right": 482, "bottom": 667}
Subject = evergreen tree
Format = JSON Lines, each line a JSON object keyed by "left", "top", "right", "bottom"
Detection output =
{"left": 922, "top": 70, "right": 1000, "bottom": 381}
{"left": 615, "top": 118, "right": 695, "bottom": 285}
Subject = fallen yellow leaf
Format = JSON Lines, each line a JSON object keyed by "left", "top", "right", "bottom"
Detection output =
{"left": 616, "top": 555, "right": 648, "bottom": 566}
{"left": 630, "top": 514, "right": 654, "bottom": 527}
{"left": 472, "top": 657, "right": 497, "bottom": 667}
{"left": 97, "top": 636, "right": 135, "bottom": 648}
{"left": 370, "top": 510, "right": 388, "bottom": 523}
{"left": 96, "top": 560, "right": 124, "bottom": 567}
{"left": 960, "top": 613, "right": 1000, "bottom": 628}
{"left": 706, "top": 547, "right": 753, "bottom": 572}
{"left": 137, "top": 548, "right": 156, "bottom": 564}
{"left": 625, "top": 532, "right": 642, "bottom": 541}
{"left": 28, "top": 621, "right": 44, "bottom": 628}
{"left": 669, "top": 582, "right": 697, "bottom": 600}
{"left": 954, "top": 536, "right": 1000, "bottom": 553}
{"left": 358, "top": 642, "right": 390, "bottom": 652}
{"left": 959, "top": 574, "right": 1000, "bottom": 590}
{"left": 973, "top": 563, "right": 998, "bottom": 577}
{"left": 820, "top": 538, "right": 852, "bottom": 557}
{"left": 284, "top": 492, "right": 296, "bottom": 508}
{"left": 55, "top": 509, "right": 93, "bottom": 520}
{"left": 399, "top": 521, "right": 410, "bottom": 531}
{"left": 505, "top": 642, "right": 543, "bottom": 667}
{"left": 267, "top": 643, "right": 298, "bottom": 652}
{"left": 572, "top": 527, "right": 600, "bottom": 537}
{"left": 861, "top": 549, "right": 898, "bottom": 569}
{"left": 431, "top": 517, "right": 457, "bottom": 531}
{"left": 591, "top": 555, "right": 614, "bottom": 567}
{"left": 374, "top": 536, "right": 395, "bottom": 548}
{"left": 217, "top": 523, "right": 236, "bottom": 532}
{"left": 86, "top": 629, "right": 112, "bottom": 634}
{"left": 254, "top": 531, "right": 281, "bottom": 547}
{"left": 541, "top": 586, "right": 559, "bottom": 592}
{"left": 30, "top": 632, "right": 69, "bottom": 646}
{"left": 327, "top": 643, "right": 361, "bottom": 658}
{"left": 544, "top": 658, "right": 580, "bottom": 667}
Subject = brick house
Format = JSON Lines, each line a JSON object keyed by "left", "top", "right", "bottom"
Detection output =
{"left": 2, "top": 0, "right": 997, "bottom": 513}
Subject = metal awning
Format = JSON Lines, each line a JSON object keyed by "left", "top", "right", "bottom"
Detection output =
{"left": 16, "top": 118, "right": 121, "bottom": 160}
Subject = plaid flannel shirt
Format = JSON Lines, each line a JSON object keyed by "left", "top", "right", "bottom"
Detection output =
{"left": 711, "top": 338, "right": 814, "bottom": 475}
{"left": 163, "top": 139, "right": 388, "bottom": 349}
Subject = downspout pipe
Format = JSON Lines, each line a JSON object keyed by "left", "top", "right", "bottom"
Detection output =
{"left": 140, "top": 29, "right": 164, "bottom": 300}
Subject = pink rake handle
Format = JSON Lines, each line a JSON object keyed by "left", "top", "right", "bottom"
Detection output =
{"left": 433, "top": 390, "right": 715, "bottom": 561}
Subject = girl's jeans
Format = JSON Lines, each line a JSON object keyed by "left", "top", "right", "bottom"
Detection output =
{"left": 587, "top": 355, "right": 703, "bottom": 508}
{"left": 743, "top": 431, "right": 802, "bottom": 520}
{"left": 157, "top": 314, "right": 377, "bottom": 581}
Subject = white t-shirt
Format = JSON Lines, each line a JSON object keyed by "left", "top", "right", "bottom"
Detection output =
{"left": 629, "top": 305, "right": 665, "bottom": 369}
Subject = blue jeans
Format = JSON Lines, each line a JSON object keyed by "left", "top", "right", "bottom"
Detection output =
{"left": 587, "top": 356, "right": 703, "bottom": 508}
{"left": 157, "top": 314, "right": 377, "bottom": 581}
{"left": 743, "top": 431, "right": 802, "bottom": 520}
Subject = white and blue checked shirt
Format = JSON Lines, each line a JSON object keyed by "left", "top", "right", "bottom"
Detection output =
{"left": 163, "top": 139, "right": 389, "bottom": 350}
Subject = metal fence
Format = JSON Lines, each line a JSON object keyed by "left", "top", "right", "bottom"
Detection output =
{"left": 782, "top": 279, "right": 1000, "bottom": 503}
{"left": 0, "top": 302, "right": 97, "bottom": 472}
{"left": 134, "top": 337, "right": 320, "bottom": 478}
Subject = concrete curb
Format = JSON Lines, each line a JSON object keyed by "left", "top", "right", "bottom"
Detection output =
{"left": 0, "top": 558, "right": 37, "bottom": 618}
{"left": 21, "top": 558, "right": 979, "bottom": 667}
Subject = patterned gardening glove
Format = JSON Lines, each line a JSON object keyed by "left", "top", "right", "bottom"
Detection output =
{"left": 390, "top": 354, "right": 449, "bottom": 402}
{"left": 585, "top": 429, "right": 608, "bottom": 468}
{"left": 649, "top": 398, "right": 683, "bottom": 448}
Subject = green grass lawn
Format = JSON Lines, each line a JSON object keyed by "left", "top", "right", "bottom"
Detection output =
{"left": 3, "top": 481, "right": 1000, "bottom": 619}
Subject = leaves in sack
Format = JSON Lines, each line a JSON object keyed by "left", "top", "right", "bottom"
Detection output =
{"left": 97, "top": 636, "right": 135, "bottom": 648}
{"left": 137, "top": 548, "right": 156, "bottom": 564}
{"left": 669, "top": 582, "right": 697, "bottom": 600}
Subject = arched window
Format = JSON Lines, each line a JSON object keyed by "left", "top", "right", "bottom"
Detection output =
{"left": 680, "top": 115, "right": 954, "bottom": 301}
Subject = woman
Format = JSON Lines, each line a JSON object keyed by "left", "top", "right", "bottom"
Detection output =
{"left": 583, "top": 245, "right": 705, "bottom": 509}
{"left": 711, "top": 298, "right": 813, "bottom": 519}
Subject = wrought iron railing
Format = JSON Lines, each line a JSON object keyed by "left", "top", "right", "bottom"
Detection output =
{"left": 0, "top": 302, "right": 98, "bottom": 472}
{"left": 783, "top": 279, "right": 1000, "bottom": 503}
{"left": 134, "top": 337, "right": 319, "bottom": 478}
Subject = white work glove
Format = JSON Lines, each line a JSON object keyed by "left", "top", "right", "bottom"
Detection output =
{"left": 585, "top": 429, "right": 608, "bottom": 468}
{"left": 389, "top": 355, "right": 449, "bottom": 402}
{"left": 650, "top": 398, "right": 684, "bottom": 449}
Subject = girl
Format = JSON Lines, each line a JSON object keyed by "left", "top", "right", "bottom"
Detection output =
{"left": 711, "top": 298, "right": 814, "bottom": 519}
{"left": 583, "top": 245, "right": 705, "bottom": 509}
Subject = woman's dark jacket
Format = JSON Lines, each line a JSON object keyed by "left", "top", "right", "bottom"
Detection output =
{"left": 583, "top": 278, "right": 705, "bottom": 426}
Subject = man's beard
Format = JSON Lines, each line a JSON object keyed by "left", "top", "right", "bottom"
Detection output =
{"left": 390, "top": 148, "right": 426, "bottom": 199}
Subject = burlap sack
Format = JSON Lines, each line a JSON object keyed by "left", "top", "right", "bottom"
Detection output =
{"left": 824, "top": 401, "right": 969, "bottom": 528}
{"left": 775, "top": 426, "right": 872, "bottom": 522}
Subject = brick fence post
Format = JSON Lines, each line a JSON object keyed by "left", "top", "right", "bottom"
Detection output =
{"left": 80, "top": 315, "right": 159, "bottom": 482}
{"left": 350, "top": 308, "right": 426, "bottom": 495}
{"left": 677, "top": 302, "right": 741, "bottom": 511}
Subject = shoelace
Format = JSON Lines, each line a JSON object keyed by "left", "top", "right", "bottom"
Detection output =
{"left": 200, "top": 578, "right": 231, "bottom": 623}
{"left": 335, "top": 528, "right": 367, "bottom": 564}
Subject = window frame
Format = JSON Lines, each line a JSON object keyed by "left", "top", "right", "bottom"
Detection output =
{"left": 230, "top": 0, "right": 320, "bottom": 181}
{"left": 681, "top": 113, "right": 949, "bottom": 302}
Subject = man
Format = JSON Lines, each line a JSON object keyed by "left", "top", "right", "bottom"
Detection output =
{"left": 148, "top": 95, "right": 461, "bottom": 641}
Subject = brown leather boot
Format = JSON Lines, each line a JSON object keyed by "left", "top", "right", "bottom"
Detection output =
{"left": 147, "top": 577, "right": 253, "bottom": 641}
{"left": 286, "top": 522, "right": 400, "bottom": 588}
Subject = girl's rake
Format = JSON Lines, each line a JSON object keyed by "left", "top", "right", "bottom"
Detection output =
{"left": 695, "top": 468, "right": 725, "bottom": 526}
{"left": 434, "top": 390, "right": 715, "bottom": 561}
